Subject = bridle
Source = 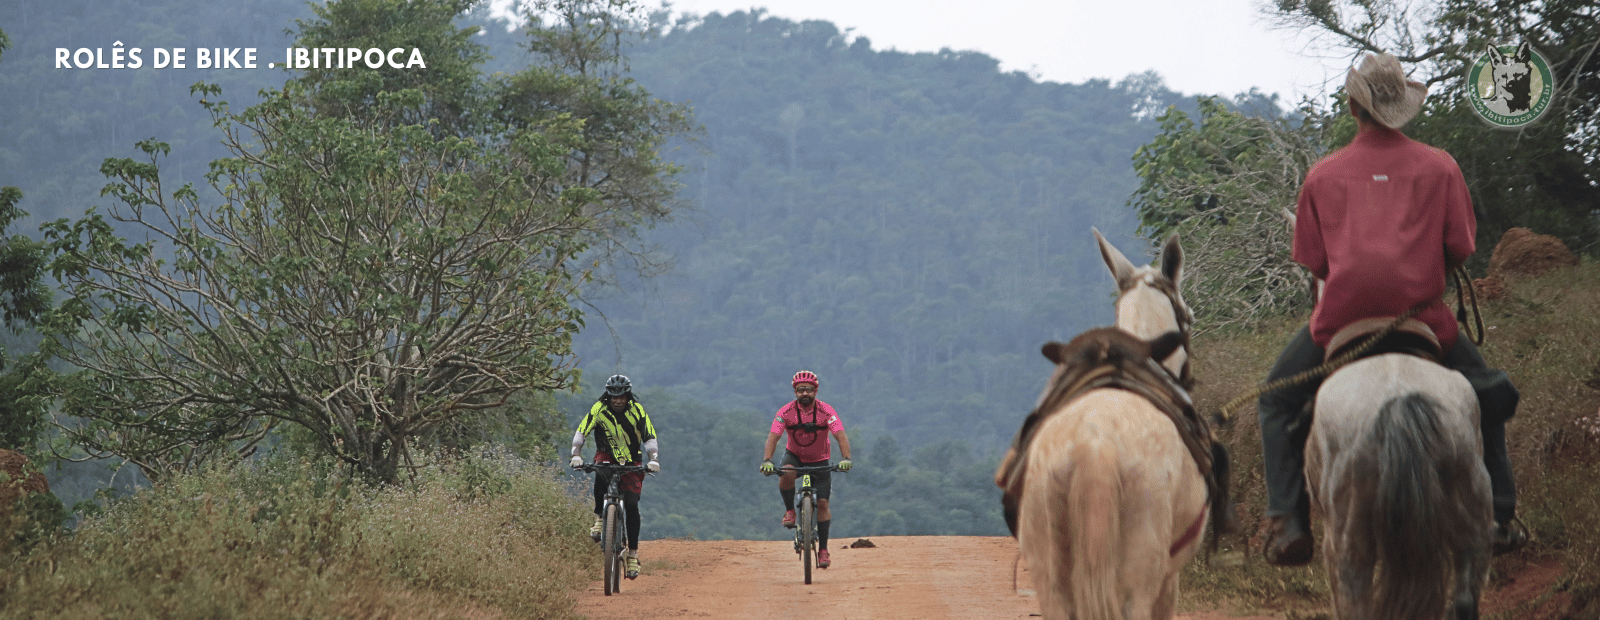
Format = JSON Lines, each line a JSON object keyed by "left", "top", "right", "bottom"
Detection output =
{"left": 1120, "top": 271, "right": 1195, "bottom": 391}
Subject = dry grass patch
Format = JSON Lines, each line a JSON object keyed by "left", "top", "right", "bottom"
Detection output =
{"left": 0, "top": 451, "right": 595, "bottom": 620}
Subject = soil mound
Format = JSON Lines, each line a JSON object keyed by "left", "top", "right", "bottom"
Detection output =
{"left": 0, "top": 448, "right": 50, "bottom": 512}
{"left": 1473, "top": 228, "right": 1579, "bottom": 300}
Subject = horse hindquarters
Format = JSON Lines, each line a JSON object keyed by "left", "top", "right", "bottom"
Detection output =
{"left": 1021, "top": 395, "right": 1201, "bottom": 620}
{"left": 1021, "top": 436, "right": 1124, "bottom": 620}
{"left": 1312, "top": 358, "right": 1491, "bottom": 620}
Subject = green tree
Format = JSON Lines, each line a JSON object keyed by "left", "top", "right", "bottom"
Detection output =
{"left": 37, "top": 0, "right": 689, "bottom": 484}
{"left": 0, "top": 188, "right": 53, "bottom": 454}
{"left": 1128, "top": 96, "right": 1324, "bottom": 329}
{"left": 0, "top": 26, "right": 56, "bottom": 456}
{"left": 492, "top": 0, "right": 696, "bottom": 282}
{"left": 1268, "top": 0, "right": 1600, "bottom": 257}
{"left": 292, "top": 0, "right": 489, "bottom": 135}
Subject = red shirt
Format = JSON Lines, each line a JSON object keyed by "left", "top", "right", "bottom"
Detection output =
{"left": 1293, "top": 126, "right": 1476, "bottom": 352}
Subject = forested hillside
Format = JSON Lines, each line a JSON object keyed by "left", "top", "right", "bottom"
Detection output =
{"left": 568, "top": 12, "right": 1183, "bottom": 455}
{"left": 1, "top": 1, "right": 1276, "bottom": 539}
{"left": 517, "top": 10, "right": 1245, "bottom": 539}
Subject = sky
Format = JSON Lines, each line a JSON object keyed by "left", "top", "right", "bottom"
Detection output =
{"left": 658, "top": 0, "right": 1351, "bottom": 104}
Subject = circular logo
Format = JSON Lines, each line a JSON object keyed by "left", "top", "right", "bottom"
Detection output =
{"left": 1466, "top": 42, "right": 1556, "bottom": 129}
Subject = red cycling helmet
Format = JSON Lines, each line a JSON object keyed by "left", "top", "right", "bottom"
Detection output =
{"left": 792, "top": 370, "right": 819, "bottom": 388}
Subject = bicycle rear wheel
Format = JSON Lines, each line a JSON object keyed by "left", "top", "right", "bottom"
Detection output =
{"left": 798, "top": 494, "right": 815, "bottom": 584}
{"left": 603, "top": 502, "right": 622, "bottom": 595}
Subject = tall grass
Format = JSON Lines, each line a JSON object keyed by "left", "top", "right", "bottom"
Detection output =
{"left": 1177, "top": 260, "right": 1600, "bottom": 616}
{"left": 0, "top": 449, "right": 595, "bottom": 620}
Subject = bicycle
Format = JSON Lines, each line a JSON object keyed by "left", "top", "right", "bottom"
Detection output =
{"left": 576, "top": 462, "right": 653, "bottom": 596}
{"left": 764, "top": 464, "right": 845, "bottom": 584}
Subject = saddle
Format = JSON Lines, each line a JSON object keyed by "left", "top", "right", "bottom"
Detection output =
{"left": 996, "top": 327, "right": 1230, "bottom": 548}
{"left": 1325, "top": 317, "right": 1443, "bottom": 364}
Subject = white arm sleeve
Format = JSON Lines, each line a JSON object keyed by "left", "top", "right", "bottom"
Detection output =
{"left": 643, "top": 438, "right": 659, "bottom": 461}
{"left": 571, "top": 431, "right": 586, "bottom": 457}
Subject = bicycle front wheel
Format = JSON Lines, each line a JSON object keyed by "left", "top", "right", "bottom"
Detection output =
{"left": 603, "top": 502, "right": 622, "bottom": 595}
{"left": 798, "top": 494, "right": 815, "bottom": 584}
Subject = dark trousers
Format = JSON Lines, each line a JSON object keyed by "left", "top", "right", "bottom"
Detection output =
{"left": 1258, "top": 326, "right": 1519, "bottom": 525}
{"left": 594, "top": 473, "right": 643, "bottom": 551}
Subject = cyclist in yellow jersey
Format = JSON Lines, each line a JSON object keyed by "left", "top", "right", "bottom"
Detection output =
{"left": 571, "top": 374, "right": 660, "bottom": 579}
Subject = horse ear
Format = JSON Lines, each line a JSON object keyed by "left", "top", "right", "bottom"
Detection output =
{"left": 1042, "top": 341, "right": 1067, "bottom": 365}
{"left": 1160, "top": 234, "right": 1183, "bottom": 285}
{"left": 1148, "top": 331, "right": 1184, "bottom": 362}
{"left": 1094, "top": 227, "right": 1136, "bottom": 288}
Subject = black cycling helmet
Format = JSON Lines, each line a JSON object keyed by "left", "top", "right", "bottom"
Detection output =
{"left": 604, "top": 374, "right": 633, "bottom": 398}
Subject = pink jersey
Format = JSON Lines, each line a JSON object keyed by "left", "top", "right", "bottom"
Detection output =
{"left": 769, "top": 400, "right": 844, "bottom": 463}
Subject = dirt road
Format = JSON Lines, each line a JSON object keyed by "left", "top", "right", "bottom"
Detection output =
{"left": 571, "top": 536, "right": 1279, "bottom": 620}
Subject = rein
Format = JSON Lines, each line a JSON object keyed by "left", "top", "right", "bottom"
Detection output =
{"left": 1451, "top": 265, "right": 1485, "bottom": 346}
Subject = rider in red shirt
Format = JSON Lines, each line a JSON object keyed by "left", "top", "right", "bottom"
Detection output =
{"left": 760, "top": 370, "right": 853, "bottom": 569}
{"left": 1258, "top": 53, "right": 1525, "bottom": 566}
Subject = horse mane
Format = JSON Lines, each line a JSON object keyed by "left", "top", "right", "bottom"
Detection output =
{"left": 997, "top": 327, "right": 1228, "bottom": 550}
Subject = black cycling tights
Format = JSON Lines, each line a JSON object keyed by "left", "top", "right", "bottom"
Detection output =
{"left": 593, "top": 479, "right": 643, "bottom": 551}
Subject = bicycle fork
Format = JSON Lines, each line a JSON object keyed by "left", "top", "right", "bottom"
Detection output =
{"left": 793, "top": 474, "right": 812, "bottom": 555}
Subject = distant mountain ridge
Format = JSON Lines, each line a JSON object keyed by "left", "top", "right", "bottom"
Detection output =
{"left": 540, "top": 10, "right": 1203, "bottom": 450}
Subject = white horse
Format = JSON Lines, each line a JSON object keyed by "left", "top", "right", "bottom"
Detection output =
{"left": 1308, "top": 325, "right": 1493, "bottom": 619}
{"left": 997, "top": 229, "right": 1218, "bottom": 620}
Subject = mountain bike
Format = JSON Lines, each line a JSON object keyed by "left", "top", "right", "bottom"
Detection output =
{"left": 766, "top": 464, "right": 845, "bottom": 584}
{"left": 576, "top": 462, "right": 652, "bottom": 596}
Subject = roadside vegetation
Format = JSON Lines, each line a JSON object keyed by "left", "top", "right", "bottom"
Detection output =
{"left": 1, "top": 449, "right": 595, "bottom": 620}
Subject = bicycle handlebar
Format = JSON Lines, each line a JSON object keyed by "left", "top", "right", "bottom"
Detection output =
{"left": 575, "top": 463, "right": 654, "bottom": 475}
{"left": 762, "top": 464, "right": 847, "bottom": 476}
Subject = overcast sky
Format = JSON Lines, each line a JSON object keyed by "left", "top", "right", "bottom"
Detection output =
{"left": 659, "top": 0, "right": 1352, "bottom": 104}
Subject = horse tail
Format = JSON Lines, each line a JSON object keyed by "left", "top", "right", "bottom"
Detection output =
{"left": 1372, "top": 393, "right": 1469, "bottom": 619}
{"left": 1054, "top": 442, "right": 1123, "bottom": 620}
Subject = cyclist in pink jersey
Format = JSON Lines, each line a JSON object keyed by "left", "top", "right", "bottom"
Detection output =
{"left": 760, "top": 370, "right": 853, "bottom": 568}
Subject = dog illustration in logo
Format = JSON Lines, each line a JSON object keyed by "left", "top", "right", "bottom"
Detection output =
{"left": 1482, "top": 42, "right": 1534, "bottom": 115}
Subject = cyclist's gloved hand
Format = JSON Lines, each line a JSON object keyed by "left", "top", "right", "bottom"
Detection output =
{"left": 837, "top": 458, "right": 853, "bottom": 472}
{"left": 646, "top": 460, "right": 660, "bottom": 473}
{"left": 570, "top": 455, "right": 584, "bottom": 469}
{"left": 760, "top": 459, "right": 776, "bottom": 475}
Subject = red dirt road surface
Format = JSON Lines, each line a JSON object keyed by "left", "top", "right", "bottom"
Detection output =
{"left": 571, "top": 536, "right": 1278, "bottom": 620}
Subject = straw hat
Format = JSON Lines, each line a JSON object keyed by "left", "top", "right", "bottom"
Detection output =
{"left": 1345, "top": 53, "right": 1427, "bottom": 129}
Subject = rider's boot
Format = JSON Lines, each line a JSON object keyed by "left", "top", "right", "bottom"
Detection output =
{"left": 1492, "top": 518, "right": 1529, "bottom": 555}
{"left": 1263, "top": 511, "right": 1313, "bottom": 567}
{"left": 589, "top": 515, "right": 603, "bottom": 541}
{"left": 625, "top": 551, "right": 641, "bottom": 579}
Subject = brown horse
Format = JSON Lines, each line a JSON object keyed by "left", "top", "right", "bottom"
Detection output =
{"left": 996, "top": 230, "right": 1212, "bottom": 620}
